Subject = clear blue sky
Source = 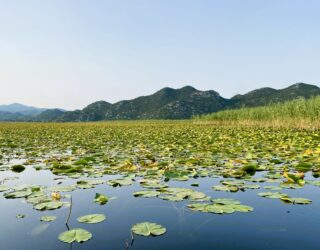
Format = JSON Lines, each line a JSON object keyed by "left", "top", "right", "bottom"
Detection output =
{"left": 0, "top": 0, "right": 319, "bottom": 110}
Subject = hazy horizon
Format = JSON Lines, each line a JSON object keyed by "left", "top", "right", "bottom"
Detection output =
{"left": 1, "top": 0, "right": 319, "bottom": 110}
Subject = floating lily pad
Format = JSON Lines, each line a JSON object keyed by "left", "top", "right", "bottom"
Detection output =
{"left": 94, "top": 193, "right": 109, "bottom": 205}
{"left": 280, "top": 197, "right": 312, "bottom": 204}
{"left": 58, "top": 228, "right": 92, "bottom": 243}
{"left": 107, "top": 178, "right": 133, "bottom": 187}
{"left": 40, "top": 216, "right": 56, "bottom": 222}
{"left": 34, "top": 201, "right": 63, "bottom": 211}
{"left": 213, "top": 185, "right": 239, "bottom": 192}
{"left": 258, "top": 192, "right": 288, "bottom": 199}
{"left": 77, "top": 214, "right": 106, "bottom": 224}
{"left": 0, "top": 185, "right": 9, "bottom": 192}
{"left": 131, "top": 222, "right": 166, "bottom": 236}
{"left": 133, "top": 190, "right": 160, "bottom": 198}
{"left": 4, "top": 189, "right": 32, "bottom": 199}
{"left": 188, "top": 203, "right": 235, "bottom": 214}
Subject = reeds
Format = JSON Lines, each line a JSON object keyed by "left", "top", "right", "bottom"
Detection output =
{"left": 195, "top": 96, "right": 320, "bottom": 129}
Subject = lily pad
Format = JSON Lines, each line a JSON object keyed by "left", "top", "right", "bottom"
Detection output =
{"left": 4, "top": 189, "right": 32, "bottom": 199}
{"left": 58, "top": 228, "right": 92, "bottom": 243}
{"left": 94, "top": 193, "right": 109, "bottom": 205}
{"left": 34, "top": 201, "right": 63, "bottom": 211}
{"left": 77, "top": 214, "right": 106, "bottom": 224}
{"left": 258, "top": 192, "right": 288, "bottom": 199}
{"left": 280, "top": 197, "right": 312, "bottom": 204}
{"left": 107, "top": 178, "right": 133, "bottom": 187}
{"left": 133, "top": 190, "right": 160, "bottom": 198}
{"left": 0, "top": 185, "right": 9, "bottom": 192}
{"left": 40, "top": 216, "right": 56, "bottom": 222}
{"left": 131, "top": 222, "right": 166, "bottom": 236}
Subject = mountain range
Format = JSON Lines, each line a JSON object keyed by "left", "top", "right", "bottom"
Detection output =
{"left": 1, "top": 83, "right": 319, "bottom": 122}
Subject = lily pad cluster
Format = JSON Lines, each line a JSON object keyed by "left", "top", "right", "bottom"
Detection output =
{"left": 188, "top": 198, "right": 253, "bottom": 214}
{"left": 0, "top": 122, "right": 319, "bottom": 245}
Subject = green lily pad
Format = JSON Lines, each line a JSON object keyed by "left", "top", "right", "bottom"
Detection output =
{"left": 0, "top": 185, "right": 9, "bottom": 192}
{"left": 77, "top": 214, "right": 106, "bottom": 224}
{"left": 212, "top": 198, "right": 241, "bottom": 205}
{"left": 229, "top": 204, "right": 254, "bottom": 212}
{"left": 258, "top": 192, "right": 288, "bottom": 199}
{"left": 188, "top": 203, "right": 235, "bottom": 214}
{"left": 4, "top": 189, "right": 32, "bottom": 199}
{"left": 280, "top": 197, "right": 312, "bottom": 204}
{"left": 213, "top": 185, "right": 239, "bottom": 192}
{"left": 94, "top": 193, "right": 109, "bottom": 205}
{"left": 264, "top": 186, "right": 283, "bottom": 191}
{"left": 40, "top": 216, "right": 56, "bottom": 222}
{"left": 58, "top": 228, "right": 92, "bottom": 243}
{"left": 131, "top": 222, "right": 166, "bottom": 236}
{"left": 107, "top": 178, "right": 133, "bottom": 187}
{"left": 34, "top": 201, "right": 63, "bottom": 211}
{"left": 133, "top": 190, "right": 160, "bottom": 198}
{"left": 49, "top": 185, "right": 76, "bottom": 192}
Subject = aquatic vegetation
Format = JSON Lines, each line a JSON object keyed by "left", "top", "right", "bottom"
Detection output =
{"left": 58, "top": 228, "right": 92, "bottom": 243}
{"left": 40, "top": 216, "right": 56, "bottom": 222}
{"left": 94, "top": 193, "right": 109, "bottom": 205}
{"left": 77, "top": 214, "right": 106, "bottom": 224}
{"left": 131, "top": 222, "right": 166, "bottom": 236}
{"left": 11, "top": 164, "right": 25, "bottom": 173}
{"left": 0, "top": 122, "right": 319, "bottom": 247}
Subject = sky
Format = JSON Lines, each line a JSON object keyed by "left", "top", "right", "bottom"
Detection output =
{"left": 0, "top": 0, "right": 319, "bottom": 110}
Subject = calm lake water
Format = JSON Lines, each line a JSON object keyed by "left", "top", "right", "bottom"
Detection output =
{"left": 0, "top": 167, "right": 320, "bottom": 250}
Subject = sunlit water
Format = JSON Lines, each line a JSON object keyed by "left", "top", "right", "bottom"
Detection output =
{"left": 0, "top": 167, "right": 320, "bottom": 250}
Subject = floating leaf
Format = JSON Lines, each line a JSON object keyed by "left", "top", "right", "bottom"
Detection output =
{"left": 133, "top": 190, "right": 160, "bottom": 198}
{"left": 94, "top": 193, "right": 109, "bottom": 205}
{"left": 77, "top": 214, "right": 106, "bottom": 224}
{"left": 58, "top": 228, "right": 92, "bottom": 243}
{"left": 258, "top": 192, "right": 288, "bottom": 199}
{"left": 107, "top": 178, "right": 133, "bottom": 187}
{"left": 40, "top": 216, "right": 56, "bottom": 222}
{"left": 188, "top": 203, "right": 235, "bottom": 214}
{"left": 34, "top": 201, "right": 63, "bottom": 211}
{"left": 280, "top": 197, "right": 312, "bottom": 205}
{"left": 4, "top": 189, "right": 32, "bottom": 199}
{"left": 0, "top": 185, "right": 9, "bottom": 192}
{"left": 131, "top": 222, "right": 166, "bottom": 236}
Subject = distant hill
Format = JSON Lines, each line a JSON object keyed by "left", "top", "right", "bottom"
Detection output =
{"left": 0, "top": 111, "right": 26, "bottom": 121}
{"left": 34, "top": 109, "right": 65, "bottom": 122}
{"left": 229, "top": 83, "right": 320, "bottom": 108}
{"left": 0, "top": 83, "right": 319, "bottom": 121}
{"left": 0, "top": 103, "right": 47, "bottom": 116}
{"left": 58, "top": 86, "right": 229, "bottom": 121}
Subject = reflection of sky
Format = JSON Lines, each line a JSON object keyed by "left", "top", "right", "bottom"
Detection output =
{"left": 0, "top": 1, "right": 320, "bottom": 110}
{"left": 0, "top": 167, "right": 320, "bottom": 250}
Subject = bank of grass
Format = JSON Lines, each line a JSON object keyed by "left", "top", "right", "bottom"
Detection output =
{"left": 195, "top": 96, "right": 320, "bottom": 129}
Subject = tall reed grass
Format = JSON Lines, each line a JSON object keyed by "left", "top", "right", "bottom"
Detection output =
{"left": 195, "top": 96, "right": 320, "bottom": 128}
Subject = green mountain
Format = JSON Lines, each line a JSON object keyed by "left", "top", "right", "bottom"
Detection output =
{"left": 58, "top": 86, "right": 229, "bottom": 121}
{"left": 0, "top": 111, "right": 26, "bottom": 121}
{"left": 229, "top": 83, "right": 320, "bottom": 108}
{"left": 34, "top": 109, "right": 65, "bottom": 122}
{"left": 0, "top": 83, "right": 319, "bottom": 122}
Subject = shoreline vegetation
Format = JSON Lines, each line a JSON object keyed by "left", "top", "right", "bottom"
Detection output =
{"left": 194, "top": 96, "right": 320, "bottom": 129}
{"left": 1, "top": 96, "right": 320, "bottom": 129}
